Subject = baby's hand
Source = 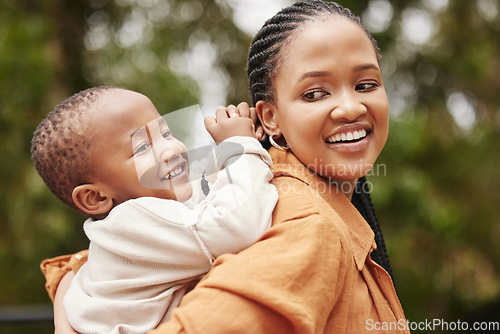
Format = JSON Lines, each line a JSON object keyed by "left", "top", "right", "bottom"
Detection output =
{"left": 205, "top": 102, "right": 262, "bottom": 144}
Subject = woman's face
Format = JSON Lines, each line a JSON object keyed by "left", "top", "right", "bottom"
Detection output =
{"left": 271, "top": 16, "right": 389, "bottom": 183}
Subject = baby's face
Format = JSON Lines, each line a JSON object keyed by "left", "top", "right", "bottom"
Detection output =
{"left": 131, "top": 116, "right": 190, "bottom": 193}
{"left": 89, "top": 89, "right": 192, "bottom": 206}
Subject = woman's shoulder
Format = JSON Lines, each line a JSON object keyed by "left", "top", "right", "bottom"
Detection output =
{"left": 272, "top": 174, "right": 351, "bottom": 237}
{"left": 271, "top": 175, "right": 322, "bottom": 223}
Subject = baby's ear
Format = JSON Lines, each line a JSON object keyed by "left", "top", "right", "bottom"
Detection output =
{"left": 72, "top": 184, "right": 113, "bottom": 217}
{"left": 255, "top": 101, "right": 281, "bottom": 137}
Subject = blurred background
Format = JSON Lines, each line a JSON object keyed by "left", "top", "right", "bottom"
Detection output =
{"left": 0, "top": 0, "right": 499, "bottom": 332}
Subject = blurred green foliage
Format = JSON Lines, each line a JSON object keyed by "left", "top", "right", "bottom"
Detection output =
{"left": 0, "top": 0, "right": 499, "bottom": 332}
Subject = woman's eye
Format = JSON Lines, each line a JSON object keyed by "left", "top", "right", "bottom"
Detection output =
{"left": 356, "top": 82, "right": 379, "bottom": 91}
{"left": 302, "top": 90, "right": 329, "bottom": 101}
{"left": 133, "top": 142, "right": 151, "bottom": 156}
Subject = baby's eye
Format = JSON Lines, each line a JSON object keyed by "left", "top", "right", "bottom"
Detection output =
{"left": 302, "top": 90, "right": 329, "bottom": 102}
{"left": 162, "top": 129, "right": 171, "bottom": 139}
{"left": 133, "top": 142, "right": 151, "bottom": 156}
{"left": 356, "top": 82, "right": 379, "bottom": 92}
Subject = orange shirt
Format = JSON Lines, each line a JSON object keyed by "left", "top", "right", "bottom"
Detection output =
{"left": 149, "top": 148, "right": 408, "bottom": 333}
{"left": 41, "top": 251, "right": 88, "bottom": 303}
{"left": 42, "top": 148, "right": 409, "bottom": 333}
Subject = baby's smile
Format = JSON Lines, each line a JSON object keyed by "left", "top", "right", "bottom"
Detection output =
{"left": 160, "top": 159, "right": 189, "bottom": 182}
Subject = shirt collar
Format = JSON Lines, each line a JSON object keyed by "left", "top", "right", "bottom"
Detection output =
{"left": 270, "top": 148, "right": 376, "bottom": 271}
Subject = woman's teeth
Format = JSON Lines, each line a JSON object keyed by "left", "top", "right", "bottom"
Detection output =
{"left": 326, "top": 129, "right": 367, "bottom": 143}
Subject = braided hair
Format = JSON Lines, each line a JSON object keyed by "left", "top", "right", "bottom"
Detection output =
{"left": 352, "top": 177, "right": 394, "bottom": 281}
{"left": 246, "top": 0, "right": 393, "bottom": 281}
{"left": 31, "top": 86, "right": 119, "bottom": 210}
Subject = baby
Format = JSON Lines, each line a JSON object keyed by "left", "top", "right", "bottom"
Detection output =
{"left": 31, "top": 86, "right": 278, "bottom": 333}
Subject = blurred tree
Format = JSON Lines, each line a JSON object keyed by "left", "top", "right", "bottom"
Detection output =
{"left": 0, "top": 0, "right": 89, "bottom": 308}
{"left": 1, "top": 0, "right": 499, "bottom": 333}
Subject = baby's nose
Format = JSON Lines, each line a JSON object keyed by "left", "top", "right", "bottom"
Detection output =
{"left": 156, "top": 141, "right": 183, "bottom": 162}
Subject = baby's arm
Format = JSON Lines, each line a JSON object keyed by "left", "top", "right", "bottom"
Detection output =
{"left": 194, "top": 103, "right": 278, "bottom": 258}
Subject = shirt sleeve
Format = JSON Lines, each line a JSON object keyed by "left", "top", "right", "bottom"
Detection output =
{"left": 191, "top": 136, "right": 277, "bottom": 258}
{"left": 40, "top": 250, "right": 88, "bottom": 302}
{"left": 148, "top": 176, "right": 350, "bottom": 334}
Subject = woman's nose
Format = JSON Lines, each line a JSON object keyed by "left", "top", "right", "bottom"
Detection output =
{"left": 331, "top": 88, "right": 367, "bottom": 121}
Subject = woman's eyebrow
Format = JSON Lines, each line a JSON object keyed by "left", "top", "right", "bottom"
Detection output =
{"left": 296, "top": 71, "right": 331, "bottom": 84}
{"left": 295, "top": 63, "right": 380, "bottom": 85}
{"left": 353, "top": 63, "right": 380, "bottom": 72}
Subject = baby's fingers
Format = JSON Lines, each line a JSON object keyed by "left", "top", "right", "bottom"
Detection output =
{"left": 249, "top": 107, "right": 257, "bottom": 123}
{"left": 255, "top": 124, "right": 264, "bottom": 140}
{"left": 204, "top": 116, "right": 217, "bottom": 132}
{"left": 226, "top": 104, "right": 239, "bottom": 118}
{"left": 248, "top": 106, "right": 263, "bottom": 140}
{"left": 215, "top": 106, "right": 230, "bottom": 120}
{"left": 236, "top": 102, "right": 251, "bottom": 118}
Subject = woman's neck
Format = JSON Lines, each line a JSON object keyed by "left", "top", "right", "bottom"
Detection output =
{"left": 329, "top": 178, "right": 358, "bottom": 201}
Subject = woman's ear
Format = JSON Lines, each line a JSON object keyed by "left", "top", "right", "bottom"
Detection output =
{"left": 255, "top": 100, "right": 281, "bottom": 137}
{"left": 72, "top": 184, "right": 113, "bottom": 217}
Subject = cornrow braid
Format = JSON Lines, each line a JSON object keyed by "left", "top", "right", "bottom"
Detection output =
{"left": 352, "top": 177, "right": 394, "bottom": 282}
{"left": 247, "top": 1, "right": 393, "bottom": 281}
{"left": 247, "top": 0, "right": 381, "bottom": 106}
{"left": 31, "top": 86, "right": 119, "bottom": 210}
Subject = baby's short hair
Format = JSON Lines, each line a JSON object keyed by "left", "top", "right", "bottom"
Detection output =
{"left": 31, "top": 86, "right": 119, "bottom": 210}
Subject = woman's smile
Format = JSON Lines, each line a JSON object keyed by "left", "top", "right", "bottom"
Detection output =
{"left": 324, "top": 122, "right": 372, "bottom": 152}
